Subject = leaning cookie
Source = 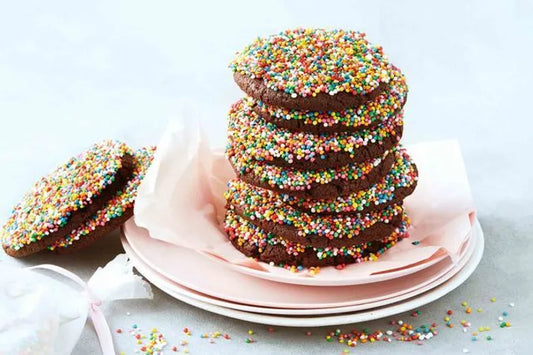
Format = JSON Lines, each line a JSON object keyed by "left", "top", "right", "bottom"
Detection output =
{"left": 230, "top": 28, "right": 394, "bottom": 111}
{"left": 48, "top": 147, "right": 155, "bottom": 253}
{"left": 1, "top": 140, "right": 135, "bottom": 257}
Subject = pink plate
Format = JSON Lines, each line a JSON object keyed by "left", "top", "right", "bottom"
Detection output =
{"left": 122, "top": 220, "right": 479, "bottom": 315}
{"left": 122, "top": 218, "right": 474, "bottom": 310}
{"left": 122, "top": 220, "right": 484, "bottom": 326}
{"left": 211, "top": 245, "right": 449, "bottom": 287}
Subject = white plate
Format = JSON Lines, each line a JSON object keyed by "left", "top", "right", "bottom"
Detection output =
{"left": 122, "top": 219, "right": 478, "bottom": 316}
{"left": 125, "top": 220, "right": 483, "bottom": 326}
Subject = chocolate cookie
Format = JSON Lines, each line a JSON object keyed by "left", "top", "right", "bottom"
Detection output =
{"left": 282, "top": 148, "right": 419, "bottom": 214}
{"left": 234, "top": 73, "right": 387, "bottom": 112}
{"left": 225, "top": 178, "right": 404, "bottom": 248}
{"left": 230, "top": 28, "right": 395, "bottom": 111}
{"left": 229, "top": 147, "right": 395, "bottom": 199}
{"left": 227, "top": 97, "right": 403, "bottom": 170}
{"left": 225, "top": 209, "right": 409, "bottom": 268}
{"left": 250, "top": 67, "right": 407, "bottom": 133}
{"left": 229, "top": 201, "right": 403, "bottom": 249}
{"left": 48, "top": 147, "right": 156, "bottom": 253}
{"left": 1, "top": 140, "right": 135, "bottom": 257}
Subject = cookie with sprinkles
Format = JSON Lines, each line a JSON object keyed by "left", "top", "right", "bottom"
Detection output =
{"left": 229, "top": 146, "right": 396, "bottom": 200}
{"left": 225, "top": 178, "right": 404, "bottom": 249}
{"left": 227, "top": 97, "right": 403, "bottom": 170}
{"left": 251, "top": 65, "right": 407, "bottom": 133}
{"left": 48, "top": 146, "right": 156, "bottom": 253}
{"left": 281, "top": 147, "right": 419, "bottom": 213}
{"left": 1, "top": 140, "right": 135, "bottom": 257}
{"left": 231, "top": 28, "right": 395, "bottom": 111}
{"left": 224, "top": 209, "right": 409, "bottom": 267}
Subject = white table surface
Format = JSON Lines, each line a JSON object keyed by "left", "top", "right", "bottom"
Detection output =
{"left": 1, "top": 1, "right": 532, "bottom": 354}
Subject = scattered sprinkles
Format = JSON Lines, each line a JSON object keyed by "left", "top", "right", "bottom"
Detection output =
{"left": 227, "top": 97, "right": 403, "bottom": 166}
{"left": 231, "top": 28, "right": 394, "bottom": 97}
{"left": 48, "top": 146, "right": 155, "bottom": 250}
{"left": 225, "top": 178, "right": 404, "bottom": 241}
{"left": 124, "top": 324, "right": 167, "bottom": 355}
{"left": 116, "top": 300, "right": 515, "bottom": 353}
{"left": 1, "top": 140, "right": 130, "bottom": 251}
{"left": 254, "top": 65, "right": 406, "bottom": 130}
{"left": 325, "top": 319, "right": 437, "bottom": 346}
{"left": 317, "top": 299, "right": 516, "bottom": 351}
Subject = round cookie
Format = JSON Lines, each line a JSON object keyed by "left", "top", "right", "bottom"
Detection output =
{"left": 225, "top": 178, "right": 404, "bottom": 249}
{"left": 251, "top": 66, "right": 407, "bottom": 133}
{"left": 225, "top": 209, "right": 409, "bottom": 268}
{"left": 229, "top": 146, "right": 395, "bottom": 199}
{"left": 227, "top": 97, "right": 403, "bottom": 170}
{"left": 282, "top": 148, "right": 419, "bottom": 214}
{"left": 230, "top": 28, "right": 395, "bottom": 111}
{"left": 1, "top": 140, "right": 135, "bottom": 257}
{"left": 48, "top": 146, "right": 156, "bottom": 253}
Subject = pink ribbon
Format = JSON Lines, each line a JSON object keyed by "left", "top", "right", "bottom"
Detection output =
{"left": 27, "top": 264, "right": 115, "bottom": 355}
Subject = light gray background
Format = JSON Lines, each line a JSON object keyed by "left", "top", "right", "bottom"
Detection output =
{"left": 1, "top": 0, "right": 532, "bottom": 354}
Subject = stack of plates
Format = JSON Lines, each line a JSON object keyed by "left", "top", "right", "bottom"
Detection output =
{"left": 121, "top": 219, "right": 483, "bottom": 326}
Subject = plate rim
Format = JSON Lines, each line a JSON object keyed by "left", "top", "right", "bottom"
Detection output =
{"left": 122, "top": 219, "right": 483, "bottom": 318}
{"left": 212, "top": 243, "right": 450, "bottom": 287}
{"left": 127, "top": 220, "right": 483, "bottom": 326}
{"left": 122, "top": 217, "right": 470, "bottom": 309}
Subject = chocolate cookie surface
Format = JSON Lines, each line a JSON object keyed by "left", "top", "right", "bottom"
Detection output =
{"left": 227, "top": 97, "right": 403, "bottom": 170}
{"left": 230, "top": 28, "right": 395, "bottom": 111}
{"left": 49, "top": 146, "right": 155, "bottom": 253}
{"left": 225, "top": 209, "right": 409, "bottom": 267}
{"left": 251, "top": 66, "right": 407, "bottom": 133}
{"left": 1, "top": 140, "right": 135, "bottom": 257}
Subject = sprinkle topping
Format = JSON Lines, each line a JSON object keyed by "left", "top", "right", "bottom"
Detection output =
{"left": 1, "top": 140, "right": 129, "bottom": 251}
{"left": 231, "top": 28, "right": 393, "bottom": 97}
{"left": 230, "top": 147, "right": 390, "bottom": 192}
{"left": 48, "top": 146, "right": 156, "bottom": 250}
{"left": 226, "top": 178, "right": 403, "bottom": 240}
{"left": 225, "top": 209, "right": 409, "bottom": 262}
{"left": 282, "top": 148, "right": 418, "bottom": 213}
{"left": 255, "top": 65, "right": 406, "bottom": 129}
{"left": 227, "top": 97, "right": 403, "bottom": 165}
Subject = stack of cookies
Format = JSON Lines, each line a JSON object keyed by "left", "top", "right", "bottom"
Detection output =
{"left": 224, "top": 29, "right": 419, "bottom": 268}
